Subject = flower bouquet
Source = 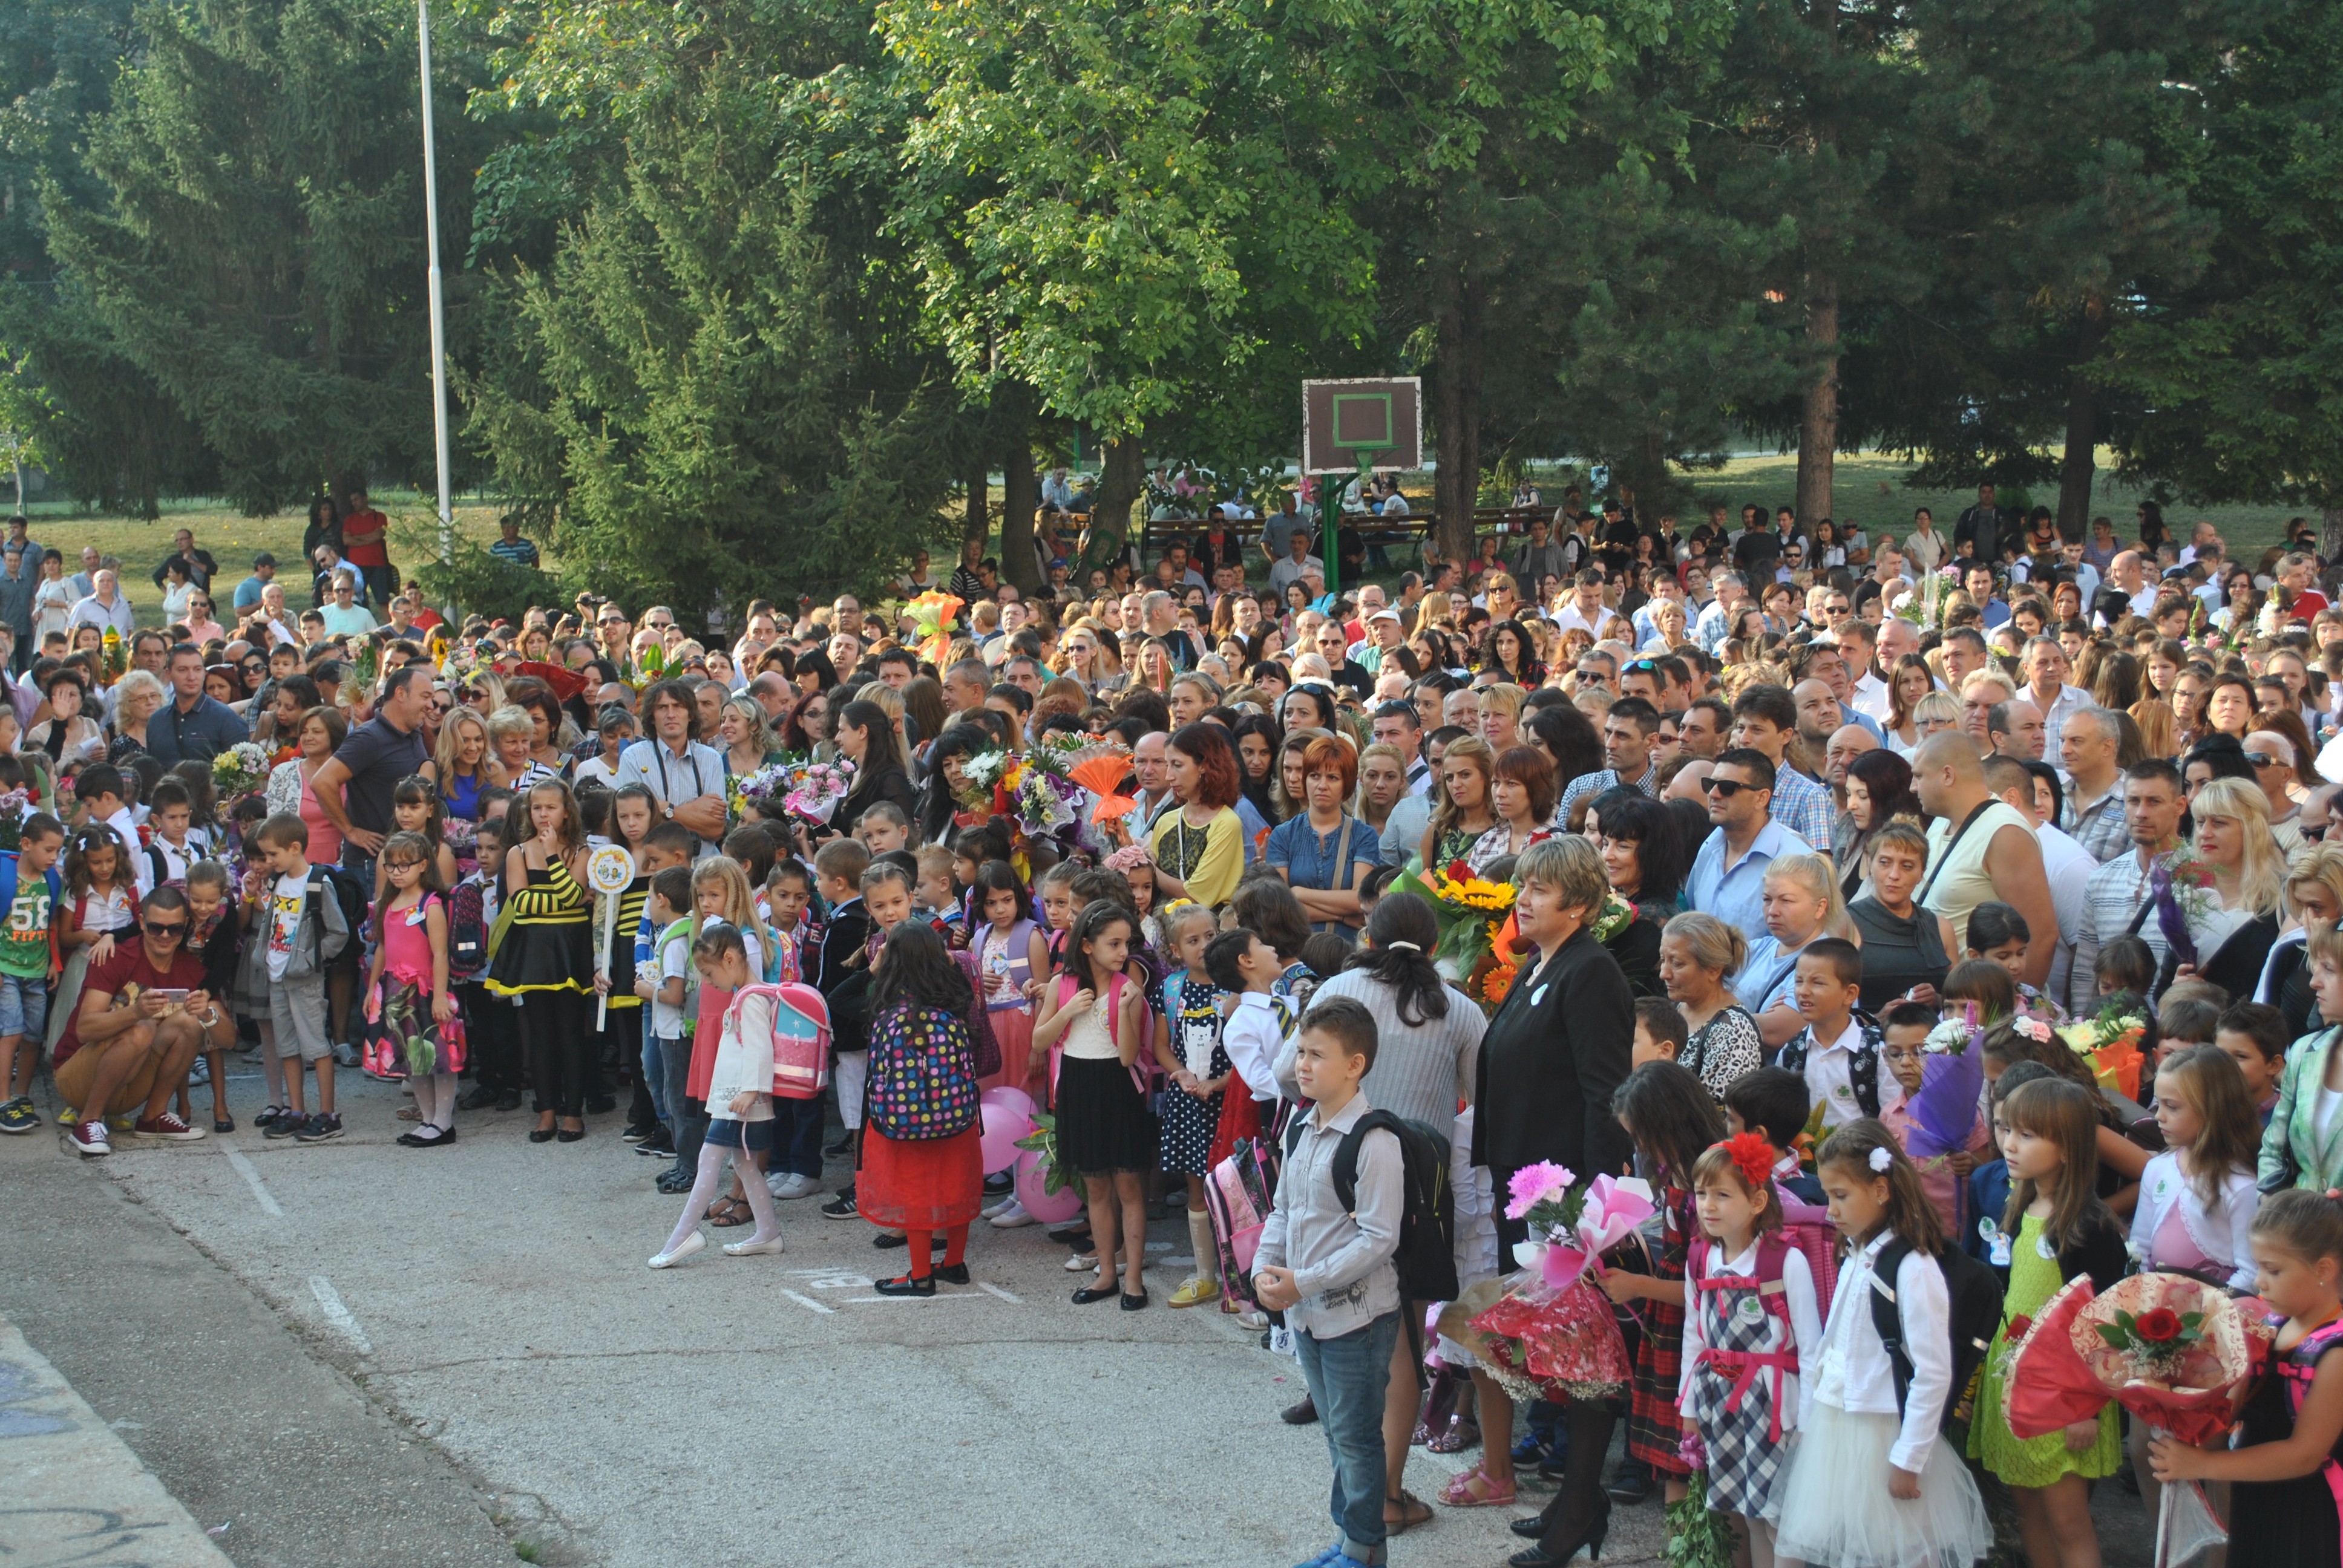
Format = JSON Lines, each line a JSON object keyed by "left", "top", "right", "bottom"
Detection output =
{"left": 2056, "top": 999, "right": 2149, "bottom": 1103}
{"left": 736, "top": 756, "right": 808, "bottom": 819}
{"left": 2005, "top": 1273, "right": 2272, "bottom": 1568}
{"left": 1384, "top": 865, "right": 1518, "bottom": 1010}
{"left": 955, "top": 746, "right": 1012, "bottom": 814}
{"left": 0, "top": 787, "right": 31, "bottom": 854}
{"left": 2146, "top": 849, "right": 2216, "bottom": 973}
{"left": 782, "top": 758, "right": 856, "bottom": 823}
{"left": 899, "top": 590, "right": 965, "bottom": 667}
{"left": 1907, "top": 1007, "right": 1988, "bottom": 1161}
{"left": 1451, "top": 1169, "right": 1648, "bottom": 1402}
{"left": 211, "top": 741, "right": 274, "bottom": 807}
{"left": 100, "top": 626, "right": 125, "bottom": 684}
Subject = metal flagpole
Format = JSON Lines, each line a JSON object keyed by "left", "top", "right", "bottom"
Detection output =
{"left": 418, "top": 0, "right": 454, "bottom": 563}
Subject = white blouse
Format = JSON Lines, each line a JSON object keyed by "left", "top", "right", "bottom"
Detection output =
{"left": 1800, "top": 1229, "right": 1955, "bottom": 1475}
{"left": 1677, "top": 1236, "right": 1824, "bottom": 1437}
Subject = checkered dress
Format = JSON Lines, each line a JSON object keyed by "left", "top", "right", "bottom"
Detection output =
{"left": 1686, "top": 1247, "right": 1797, "bottom": 1517}
{"left": 1625, "top": 1189, "right": 1693, "bottom": 1475}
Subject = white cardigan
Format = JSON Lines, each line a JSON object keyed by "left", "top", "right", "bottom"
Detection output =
{"left": 1676, "top": 1238, "right": 1824, "bottom": 1436}
{"left": 1799, "top": 1229, "right": 1953, "bottom": 1474}
{"left": 2127, "top": 1152, "right": 2258, "bottom": 1292}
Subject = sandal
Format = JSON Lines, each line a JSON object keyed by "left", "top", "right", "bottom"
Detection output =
{"left": 1437, "top": 1463, "right": 1516, "bottom": 1509}
{"left": 396, "top": 1104, "right": 422, "bottom": 1122}
{"left": 1428, "top": 1417, "right": 1483, "bottom": 1455}
{"left": 1384, "top": 1489, "right": 1435, "bottom": 1533}
{"left": 705, "top": 1196, "right": 753, "bottom": 1228}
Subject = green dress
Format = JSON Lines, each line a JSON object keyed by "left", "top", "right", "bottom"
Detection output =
{"left": 1968, "top": 1212, "right": 2122, "bottom": 1485}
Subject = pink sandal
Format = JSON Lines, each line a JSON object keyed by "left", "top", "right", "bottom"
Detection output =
{"left": 1437, "top": 1462, "right": 1516, "bottom": 1508}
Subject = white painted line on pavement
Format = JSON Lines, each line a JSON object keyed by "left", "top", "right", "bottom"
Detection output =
{"left": 978, "top": 1282, "right": 1023, "bottom": 1304}
{"left": 308, "top": 1275, "right": 373, "bottom": 1354}
{"left": 778, "top": 1289, "right": 836, "bottom": 1315}
{"left": 839, "top": 1294, "right": 974, "bottom": 1303}
{"left": 223, "top": 1149, "right": 283, "bottom": 1217}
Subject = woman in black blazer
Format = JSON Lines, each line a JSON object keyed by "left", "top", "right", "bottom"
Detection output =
{"left": 1473, "top": 834, "right": 1636, "bottom": 1253}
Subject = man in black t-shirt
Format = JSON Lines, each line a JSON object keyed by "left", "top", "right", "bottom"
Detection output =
{"left": 306, "top": 665, "right": 432, "bottom": 885}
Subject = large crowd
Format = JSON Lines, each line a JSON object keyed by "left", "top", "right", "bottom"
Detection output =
{"left": 3, "top": 479, "right": 2341, "bottom": 1568}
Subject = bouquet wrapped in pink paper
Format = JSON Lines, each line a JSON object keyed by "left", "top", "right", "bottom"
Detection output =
{"left": 1449, "top": 1169, "right": 1652, "bottom": 1402}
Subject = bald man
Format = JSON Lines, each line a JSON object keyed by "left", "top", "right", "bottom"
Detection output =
{"left": 1909, "top": 732, "right": 2057, "bottom": 984}
{"left": 1824, "top": 723, "right": 1879, "bottom": 809}
{"left": 1990, "top": 697, "right": 2045, "bottom": 761}
{"left": 1959, "top": 671, "right": 2015, "bottom": 757}
{"left": 1664, "top": 757, "right": 1714, "bottom": 805}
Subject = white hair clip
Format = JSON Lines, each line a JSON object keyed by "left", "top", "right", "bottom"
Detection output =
{"left": 1386, "top": 941, "right": 1422, "bottom": 952}
{"left": 1869, "top": 1146, "right": 1894, "bottom": 1174}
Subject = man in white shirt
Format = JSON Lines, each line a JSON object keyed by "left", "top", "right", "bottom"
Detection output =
{"left": 1552, "top": 569, "right": 1617, "bottom": 641}
{"left": 2106, "top": 550, "right": 2160, "bottom": 620}
{"left": 67, "top": 569, "right": 136, "bottom": 637}
{"left": 1837, "top": 619, "right": 1891, "bottom": 721}
{"left": 1268, "top": 531, "right": 1323, "bottom": 596}
{"left": 2018, "top": 636, "right": 2094, "bottom": 755}
{"left": 614, "top": 681, "right": 729, "bottom": 857}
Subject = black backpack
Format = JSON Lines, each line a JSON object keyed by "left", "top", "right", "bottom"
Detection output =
{"left": 1868, "top": 1236, "right": 2006, "bottom": 1431}
{"left": 1286, "top": 1109, "right": 1457, "bottom": 1303}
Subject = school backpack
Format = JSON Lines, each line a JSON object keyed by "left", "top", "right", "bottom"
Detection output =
{"left": 1284, "top": 1109, "right": 1459, "bottom": 1304}
{"left": 1205, "top": 1140, "right": 1276, "bottom": 1310}
{"left": 303, "top": 864, "right": 358, "bottom": 965}
{"left": 863, "top": 1001, "right": 981, "bottom": 1139}
{"left": 1867, "top": 1236, "right": 2006, "bottom": 1431}
{"left": 1686, "top": 1231, "right": 1811, "bottom": 1440}
{"left": 446, "top": 876, "right": 490, "bottom": 979}
{"left": 721, "top": 981, "right": 833, "bottom": 1101}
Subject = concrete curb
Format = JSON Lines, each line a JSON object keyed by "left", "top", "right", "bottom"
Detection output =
{"left": 0, "top": 1310, "right": 234, "bottom": 1567}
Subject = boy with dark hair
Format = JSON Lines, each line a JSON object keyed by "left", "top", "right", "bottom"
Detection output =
{"left": 1722, "top": 1065, "right": 1826, "bottom": 1204}
{"left": 1777, "top": 937, "right": 1889, "bottom": 1134}
{"left": 248, "top": 813, "right": 352, "bottom": 1142}
{"left": 2215, "top": 1001, "right": 2289, "bottom": 1125}
{"left": 1253, "top": 995, "right": 1401, "bottom": 1568}
{"left": 814, "top": 837, "right": 875, "bottom": 1217}
{"left": 0, "top": 812, "right": 67, "bottom": 1132}
{"left": 1631, "top": 996, "right": 1688, "bottom": 1069}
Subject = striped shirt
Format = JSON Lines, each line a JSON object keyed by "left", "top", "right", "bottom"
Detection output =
{"left": 1556, "top": 762, "right": 1660, "bottom": 826}
{"left": 1768, "top": 765, "right": 1840, "bottom": 852}
{"left": 2068, "top": 846, "right": 2176, "bottom": 1016}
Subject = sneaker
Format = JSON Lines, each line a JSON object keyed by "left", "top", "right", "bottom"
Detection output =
{"left": 988, "top": 1197, "right": 1035, "bottom": 1228}
{"left": 131, "top": 1111, "right": 207, "bottom": 1142}
{"left": 0, "top": 1097, "right": 40, "bottom": 1134}
{"left": 634, "top": 1132, "right": 676, "bottom": 1157}
{"left": 69, "top": 1119, "right": 111, "bottom": 1157}
{"left": 332, "top": 1042, "right": 359, "bottom": 1068}
{"left": 263, "top": 1110, "right": 307, "bottom": 1139}
{"left": 656, "top": 1169, "right": 696, "bottom": 1194}
{"left": 819, "top": 1190, "right": 859, "bottom": 1220}
{"left": 621, "top": 1124, "right": 654, "bottom": 1144}
{"left": 825, "top": 1132, "right": 854, "bottom": 1157}
{"left": 769, "top": 1172, "right": 822, "bottom": 1201}
{"left": 1168, "top": 1277, "right": 1221, "bottom": 1308}
{"left": 292, "top": 1113, "right": 345, "bottom": 1143}
{"left": 1604, "top": 1459, "right": 1652, "bottom": 1506}
{"left": 1291, "top": 1544, "right": 1344, "bottom": 1568}
{"left": 186, "top": 1057, "right": 211, "bottom": 1087}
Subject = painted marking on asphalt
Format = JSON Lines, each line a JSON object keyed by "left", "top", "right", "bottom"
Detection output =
{"left": 778, "top": 1290, "right": 836, "bottom": 1316}
{"left": 223, "top": 1149, "right": 283, "bottom": 1217}
{"left": 308, "top": 1275, "right": 372, "bottom": 1354}
{"left": 839, "top": 1294, "right": 974, "bottom": 1303}
{"left": 977, "top": 1282, "right": 1023, "bottom": 1304}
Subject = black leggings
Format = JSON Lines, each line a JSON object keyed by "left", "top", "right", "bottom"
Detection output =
{"left": 524, "top": 988, "right": 592, "bottom": 1117}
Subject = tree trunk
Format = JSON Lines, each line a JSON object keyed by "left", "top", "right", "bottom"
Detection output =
{"left": 2322, "top": 506, "right": 2343, "bottom": 582}
{"left": 1619, "top": 429, "right": 1670, "bottom": 520}
{"left": 1796, "top": 277, "right": 1840, "bottom": 531}
{"left": 1091, "top": 436, "right": 1143, "bottom": 563}
{"left": 1431, "top": 251, "right": 1484, "bottom": 566}
{"left": 998, "top": 398, "right": 1043, "bottom": 594}
{"left": 2056, "top": 304, "right": 2109, "bottom": 541}
{"left": 963, "top": 463, "right": 989, "bottom": 554}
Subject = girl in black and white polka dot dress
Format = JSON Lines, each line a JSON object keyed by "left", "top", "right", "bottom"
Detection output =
{"left": 1149, "top": 904, "right": 1229, "bottom": 1306}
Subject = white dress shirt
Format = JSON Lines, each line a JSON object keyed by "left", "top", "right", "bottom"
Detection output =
{"left": 1677, "top": 1238, "right": 1823, "bottom": 1435}
{"left": 1801, "top": 1229, "right": 1954, "bottom": 1474}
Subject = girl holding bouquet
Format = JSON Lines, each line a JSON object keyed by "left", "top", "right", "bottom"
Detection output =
{"left": 362, "top": 831, "right": 465, "bottom": 1148}
{"left": 1771, "top": 1122, "right": 1993, "bottom": 1568}
{"left": 1970, "top": 1077, "right": 2127, "bottom": 1568}
{"left": 1680, "top": 1133, "right": 1823, "bottom": 1568}
{"left": 2149, "top": 1188, "right": 2343, "bottom": 1563}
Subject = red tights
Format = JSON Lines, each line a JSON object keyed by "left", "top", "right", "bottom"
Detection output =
{"left": 903, "top": 1224, "right": 970, "bottom": 1278}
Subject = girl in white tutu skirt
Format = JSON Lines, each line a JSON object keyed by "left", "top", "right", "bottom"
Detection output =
{"left": 1768, "top": 1120, "right": 1993, "bottom": 1568}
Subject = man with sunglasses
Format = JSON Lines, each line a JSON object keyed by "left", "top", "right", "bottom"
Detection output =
{"left": 1683, "top": 746, "right": 1810, "bottom": 938}
{"left": 2243, "top": 731, "right": 2312, "bottom": 861}
{"left": 52, "top": 887, "right": 230, "bottom": 1155}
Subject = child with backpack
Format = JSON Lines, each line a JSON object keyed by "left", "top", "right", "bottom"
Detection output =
{"left": 634, "top": 866, "right": 695, "bottom": 1178}
{"left": 140, "top": 777, "right": 201, "bottom": 892}
{"left": 1679, "top": 1132, "right": 1824, "bottom": 1568}
{"left": 362, "top": 831, "right": 465, "bottom": 1148}
{"left": 1150, "top": 900, "right": 1227, "bottom": 1308}
{"left": 1771, "top": 1120, "right": 1993, "bottom": 1568}
{"left": 249, "top": 812, "right": 354, "bottom": 1143}
{"left": 2148, "top": 1188, "right": 2343, "bottom": 1563}
{"left": 1251, "top": 997, "right": 1406, "bottom": 1568}
{"left": 1034, "top": 900, "right": 1153, "bottom": 1307}
{"left": 451, "top": 812, "right": 522, "bottom": 1114}
{"left": 1877, "top": 998, "right": 1992, "bottom": 1236}
{"left": 858, "top": 921, "right": 986, "bottom": 1295}
{"left": 648, "top": 921, "right": 783, "bottom": 1267}
{"left": 1967, "top": 1077, "right": 2125, "bottom": 1566}
{"left": 970, "top": 859, "right": 1047, "bottom": 1099}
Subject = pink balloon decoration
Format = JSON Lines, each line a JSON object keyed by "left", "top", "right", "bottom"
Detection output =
{"left": 978, "top": 1102, "right": 1031, "bottom": 1174}
{"left": 1014, "top": 1148, "right": 1084, "bottom": 1224}
{"left": 980, "top": 1085, "right": 1037, "bottom": 1124}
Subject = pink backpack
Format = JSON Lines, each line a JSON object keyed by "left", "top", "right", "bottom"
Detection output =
{"left": 723, "top": 982, "right": 833, "bottom": 1100}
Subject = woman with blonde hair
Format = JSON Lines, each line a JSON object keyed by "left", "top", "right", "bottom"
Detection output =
{"left": 428, "top": 705, "right": 500, "bottom": 821}
{"left": 718, "top": 694, "right": 781, "bottom": 783}
{"left": 1352, "top": 740, "right": 1410, "bottom": 839}
{"left": 2263, "top": 842, "right": 2343, "bottom": 1037}
{"left": 1738, "top": 852, "right": 1856, "bottom": 1048}
{"left": 1421, "top": 734, "right": 1498, "bottom": 878}
{"left": 1910, "top": 689, "right": 1962, "bottom": 745}
{"left": 1475, "top": 681, "right": 1525, "bottom": 753}
{"left": 2169, "top": 777, "right": 2285, "bottom": 999}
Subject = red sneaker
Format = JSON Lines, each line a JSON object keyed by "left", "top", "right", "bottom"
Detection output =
{"left": 131, "top": 1110, "right": 208, "bottom": 1142}
{"left": 69, "top": 1119, "right": 111, "bottom": 1157}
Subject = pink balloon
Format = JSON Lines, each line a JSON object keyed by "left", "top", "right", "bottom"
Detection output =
{"left": 980, "top": 1085, "right": 1037, "bottom": 1124}
{"left": 1014, "top": 1148, "right": 1085, "bottom": 1224}
{"left": 978, "top": 1102, "right": 1031, "bottom": 1174}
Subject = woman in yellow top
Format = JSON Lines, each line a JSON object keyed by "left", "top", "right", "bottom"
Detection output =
{"left": 1147, "top": 722, "right": 1246, "bottom": 910}
{"left": 487, "top": 778, "right": 597, "bottom": 1144}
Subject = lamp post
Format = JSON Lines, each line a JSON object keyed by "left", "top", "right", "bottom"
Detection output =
{"left": 417, "top": 0, "right": 453, "bottom": 563}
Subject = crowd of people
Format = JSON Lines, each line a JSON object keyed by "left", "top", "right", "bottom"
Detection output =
{"left": 4, "top": 480, "right": 2343, "bottom": 1568}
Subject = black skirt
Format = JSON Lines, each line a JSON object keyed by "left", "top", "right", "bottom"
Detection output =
{"left": 1055, "top": 1054, "right": 1158, "bottom": 1174}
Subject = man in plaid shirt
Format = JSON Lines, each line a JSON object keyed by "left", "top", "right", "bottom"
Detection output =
{"left": 2067, "top": 759, "right": 2188, "bottom": 1015}
{"left": 1729, "top": 684, "right": 1838, "bottom": 851}
{"left": 2057, "top": 706, "right": 2131, "bottom": 862}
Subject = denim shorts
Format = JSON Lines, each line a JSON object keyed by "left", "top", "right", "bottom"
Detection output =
{"left": 0, "top": 973, "right": 48, "bottom": 1040}
{"left": 703, "top": 1116, "right": 775, "bottom": 1154}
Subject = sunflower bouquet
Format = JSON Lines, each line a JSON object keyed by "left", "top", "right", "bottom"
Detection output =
{"left": 2056, "top": 999, "right": 2149, "bottom": 1102}
{"left": 1385, "top": 864, "right": 1521, "bottom": 1014}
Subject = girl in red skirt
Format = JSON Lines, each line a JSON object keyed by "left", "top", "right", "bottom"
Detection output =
{"left": 857, "top": 921, "right": 986, "bottom": 1296}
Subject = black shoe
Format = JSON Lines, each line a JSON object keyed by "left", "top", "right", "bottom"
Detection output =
{"left": 494, "top": 1091, "right": 523, "bottom": 1112}
{"left": 825, "top": 1133, "right": 854, "bottom": 1157}
{"left": 585, "top": 1096, "right": 617, "bottom": 1116}
{"left": 1282, "top": 1394, "right": 1319, "bottom": 1425}
{"left": 656, "top": 1169, "right": 695, "bottom": 1194}
{"left": 1509, "top": 1549, "right": 1561, "bottom": 1568}
{"left": 1071, "top": 1284, "right": 1118, "bottom": 1304}
{"left": 1511, "top": 1518, "right": 1546, "bottom": 1540}
{"left": 556, "top": 1126, "right": 585, "bottom": 1143}
{"left": 528, "top": 1126, "right": 557, "bottom": 1144}
{"left": 820, "top": 1191, "right": 858, "bottom": 1219}
{"left": 1046, "top": 1224, "right": 1092, "bottom": 1246}
{"left": 458, "top": 1085, "right": 498, "bottom": 1111}
{"left": 933, "top": 1262, "right": 971, "bottom": 1285}
{"left": 621, "top": 1124, "right": 654, "bottom": 1143}
{"left": 873, "top": 1231, "right": 906, "bottom": 1249}
{"left": 635, "top": 1133, "right": 675, "bottom": 1156}
{"left": 264, "top": 1111, "right": 307, "bottom": 1140}
{"left": 1120, "top": 1290, "right": 1149, "bottom": 1311}
{"left": 874, "top": 1273, "right": 935, "bottom": 1296}
{"left": 981, "top": 1172, "right": 1013, "bottom": 1195}
{"left": 1602, "top": 1464, "right": 1650, "bottom": 1506}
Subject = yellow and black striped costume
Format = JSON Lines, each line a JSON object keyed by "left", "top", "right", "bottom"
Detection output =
{"left": 485, "top": 860, "right": 595, "bottom": 996}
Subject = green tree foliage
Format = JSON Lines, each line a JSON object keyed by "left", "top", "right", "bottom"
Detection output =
{"left": 464, "top": 0, "right": 960, "bottom": 612}
{"left": 41, "top": 0, "right": 493, "bottom": 513}
{"left": 2100, "top": 0, "right": 2343, "bottom": 547}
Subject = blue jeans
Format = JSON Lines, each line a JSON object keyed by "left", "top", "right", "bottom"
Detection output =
{"left": 641, "top": 1031, "right": 672, "bottom": 1123}
{"left": 0, "top": 973, "right": 48, "bottom": 1040}
{"left": 767, "top": 1094, "right": 826, "bottom": 1180}
{"left": 1293, "top": 1310, "right": 1400, "bottom": 1564}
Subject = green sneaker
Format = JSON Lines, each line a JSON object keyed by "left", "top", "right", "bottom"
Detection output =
{"left": 0, "top": 1097, "right": 39, "bottom": 1134}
